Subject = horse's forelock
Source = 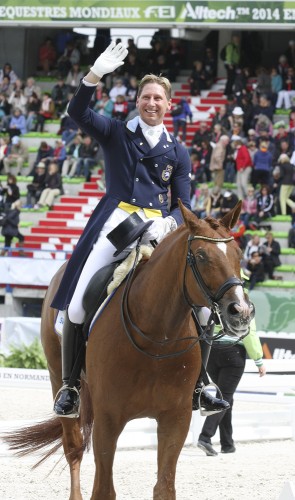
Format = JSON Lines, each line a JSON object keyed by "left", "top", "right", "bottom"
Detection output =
{"left": 187, "top": 215, "right": 230, "bottom": 239}
{"left": 177, "top": 212, "right": 229, "bottom": 239}
{"left": 203, "top": 215, "right": 220, "bottom": 231}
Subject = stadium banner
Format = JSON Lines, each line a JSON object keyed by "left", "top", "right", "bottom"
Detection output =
{"left": 2, "top": 1, "right": 295, "bottom": 26}
{"left": 0, "top": 257, "right": 66, "bottom": 287}
{"left": 0, "top": 367, "right": 51, "bottom": 388}
{"left": 250, "top": 289, "right": 295, "bottom": 359}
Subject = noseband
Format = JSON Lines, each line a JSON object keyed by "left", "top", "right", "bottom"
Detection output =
{"left": 184, "top": 235, "right": 244, "bottom": 322}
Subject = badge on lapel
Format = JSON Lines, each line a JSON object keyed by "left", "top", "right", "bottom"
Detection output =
{"left": 162, "top": 165, "right": 173, "bottom": 182}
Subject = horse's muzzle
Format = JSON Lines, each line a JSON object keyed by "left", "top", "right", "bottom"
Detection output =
{"left": 220, "top": 300, "right": 255, "bottom": 338}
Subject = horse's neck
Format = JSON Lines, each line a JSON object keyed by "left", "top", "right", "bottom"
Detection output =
{"left": 129, "top": 233, "right": 191, "bottom": 336}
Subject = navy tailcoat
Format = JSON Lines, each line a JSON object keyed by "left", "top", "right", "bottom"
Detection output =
{"left": 51, "top": 82, "right": 192, "bottom": 310}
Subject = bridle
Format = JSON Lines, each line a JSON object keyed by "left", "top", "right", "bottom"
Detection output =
{"left": 184, "top": 234, "right": 244, "bottom": 328}
{"left": 120, "top": 234, "right": 245, "bottom": 359}
{"left": 183, "top": 234, "right": 248, "bottom": 349}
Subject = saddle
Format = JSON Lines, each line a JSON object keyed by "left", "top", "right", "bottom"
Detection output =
{"left": 82, "top": 244, "right": 154, "bottom": 336}
{"left": 55, "top": 245, "right": 154, "bottom": 339}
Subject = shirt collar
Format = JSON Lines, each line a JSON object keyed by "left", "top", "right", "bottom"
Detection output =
{"left": 126, "top": 115, "right": 172, "bottom": 142}
{"left": 138, "top": 117, "right": 163, "bottom": 136}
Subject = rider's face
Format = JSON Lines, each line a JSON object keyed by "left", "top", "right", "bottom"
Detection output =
{"left": 136, "top": 83, "right": 171, "bottom": 126}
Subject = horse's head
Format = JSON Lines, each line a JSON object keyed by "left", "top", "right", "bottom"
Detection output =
{"left": 179, "top": 200, "right": 255, "bottom": 338}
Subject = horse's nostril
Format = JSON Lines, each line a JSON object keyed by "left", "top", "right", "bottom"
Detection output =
{"left": 227, "top": 302, "right": 241, "bottom": 316}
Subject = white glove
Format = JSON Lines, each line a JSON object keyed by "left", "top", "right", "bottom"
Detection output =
{"left": 143, "top": 216, "right": 177, "bottom": 244}
{"left": 90, "top": 41, "right": 128, "bottom": 78}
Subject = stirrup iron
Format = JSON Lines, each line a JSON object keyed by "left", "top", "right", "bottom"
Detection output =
{"left": 197, "top": 382, "right": 225, "bottom": 417}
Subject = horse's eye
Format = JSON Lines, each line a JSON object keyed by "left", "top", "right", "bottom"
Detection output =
{"left": 195, "top": 251, "right": 206, "bottom": 262}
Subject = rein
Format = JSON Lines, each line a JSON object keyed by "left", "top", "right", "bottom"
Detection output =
{"left": 120, "top": 234, "right": 245, "bottom": 359}
{"left": 120, "top": 240, "right": 201, "bottom": 359}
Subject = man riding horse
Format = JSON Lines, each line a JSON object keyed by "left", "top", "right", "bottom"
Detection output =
{"left": 51, "top": 41, "right": 229, "bottom": 418}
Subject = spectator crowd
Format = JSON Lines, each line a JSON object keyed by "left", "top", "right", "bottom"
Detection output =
{"left": 0, "top": 31, "right": 295, "bottom": 284}
{"left": 182, "top": 33, "right": 295, "bottom": 287}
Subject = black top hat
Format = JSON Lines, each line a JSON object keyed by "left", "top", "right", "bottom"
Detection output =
{"left": 106, "top": 212, "right": 153, "bottom": 257}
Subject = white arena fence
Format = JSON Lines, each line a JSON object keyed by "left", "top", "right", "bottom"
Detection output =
{"left": 0, "top": 363, "right": 294, "bottom": 446}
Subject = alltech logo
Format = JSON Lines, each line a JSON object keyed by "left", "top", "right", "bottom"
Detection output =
{"left": 262, "top": 342, "right": 295, "bottom": 359}
{"left": 272, "top": 348, "right": 295, "bottom": 360}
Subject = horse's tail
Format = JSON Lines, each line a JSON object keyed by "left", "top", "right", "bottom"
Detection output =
{"left": 2, "top": 416, "right": 64, "bottom": 468}
{"left": 1, "top": 379, "right": 94, "bottom": 468}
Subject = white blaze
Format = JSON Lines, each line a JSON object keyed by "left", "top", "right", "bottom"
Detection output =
{"left": 235, "top": 285, "right": 246, "bottom": 302}
{"left": 234, "top": 285, "right": 250, "bottom": 315}
{"left": 217, "top": 242, "right": 227, "bottom": 255}
{"left": 216, "top": 242, "right": 249, "bottom": 313}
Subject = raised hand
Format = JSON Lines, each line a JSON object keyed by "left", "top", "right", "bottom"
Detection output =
{"left": 90, "top": 41, "right": 128, "bottom": 78}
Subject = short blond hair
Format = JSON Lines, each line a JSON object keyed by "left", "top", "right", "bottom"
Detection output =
{"left": 137, "top": 74, "right": 172, "bottom": 100}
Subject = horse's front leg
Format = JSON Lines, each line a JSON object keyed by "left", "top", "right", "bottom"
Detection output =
{"left": 154, "top": 409, "right": 192, "bottom": 500}
{"left": 61, "top": 419, "right": 84, "bottom": 500}
{"left": 91, "top": 412, "right": 125, "bottom": 500}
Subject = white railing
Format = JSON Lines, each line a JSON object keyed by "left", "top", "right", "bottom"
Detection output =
{"left": 0, "top": 360, "right": 294, "bottom": 446}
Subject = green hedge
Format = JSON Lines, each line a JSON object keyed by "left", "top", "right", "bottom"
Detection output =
{"left": 0, "top": 339, "right": 47, "bottom": 369}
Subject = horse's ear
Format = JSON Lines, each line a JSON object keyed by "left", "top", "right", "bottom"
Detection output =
{"left": 220, "top": 200, "right": 242, "bottom": 230}
{"left": 178, "top": 199, "right": 199, "bottom": 232}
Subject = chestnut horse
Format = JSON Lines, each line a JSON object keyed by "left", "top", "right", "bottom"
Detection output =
{"left": 4, "top": 201, "right": 254, "bottom": 499}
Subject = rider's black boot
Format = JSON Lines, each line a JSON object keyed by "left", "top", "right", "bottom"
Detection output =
{"left": 53, "top": 311, "right": 85, "bottom": 418}
{"left": 192, "top": 321, "right": 230, "bottom": 415}
{"left": 193, "top": 381, "right": 230, "bottom": 415}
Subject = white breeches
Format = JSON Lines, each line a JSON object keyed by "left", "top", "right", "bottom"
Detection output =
{"left": 68, "top": 207, "right": 151, "bottom": 324}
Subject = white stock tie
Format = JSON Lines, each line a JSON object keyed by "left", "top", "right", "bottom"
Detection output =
{"left": 144, "top": 127, "right": 162, "bottom": 149}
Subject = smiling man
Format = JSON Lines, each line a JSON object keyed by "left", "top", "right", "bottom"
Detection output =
{"left": 51, "top": 42, "right": 228, "bottom": 418}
